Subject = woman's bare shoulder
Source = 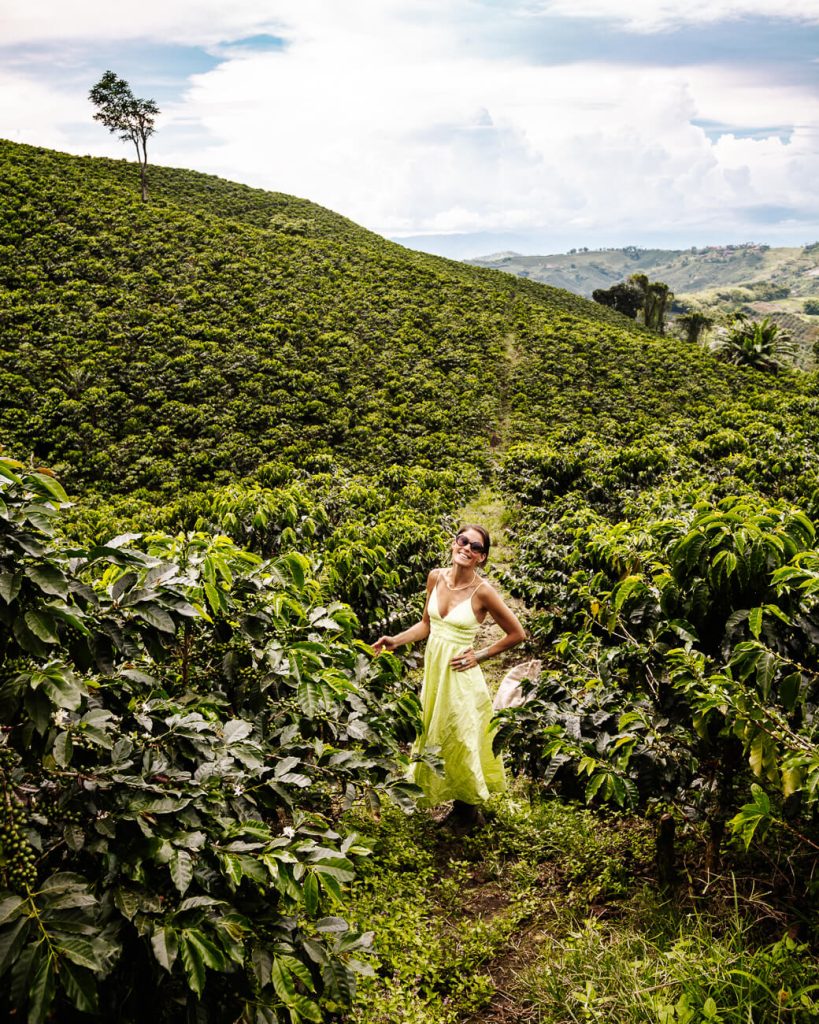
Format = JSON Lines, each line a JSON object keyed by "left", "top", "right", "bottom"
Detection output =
{"left": 426, "top": 568, "right": 443, "bottom": 590}
{"left": 475, "top": 576, "right": 505, "bottom": 608}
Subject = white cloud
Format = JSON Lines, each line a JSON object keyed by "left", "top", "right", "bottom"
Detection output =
{"left": 6, "top": 0, "right": 818, "bottom": 45}
{"left": 0, "top": 0, "right": 460, "bottom": 47}
{"left": 167, "top": 15, "right": 819, "bottom": 241}
{"left": 0, "top": 72, "right": 94, "bottom": 149}
{"left": 1, "top": 0, "right": 283, "bottom": 46}
{"left": 2, "top": 0, "right": 818, "bottom": 248}
{"left": 527, "top": 0, "right": 819, "bottom": 32}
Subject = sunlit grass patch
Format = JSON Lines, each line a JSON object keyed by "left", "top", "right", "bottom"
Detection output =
{"left": 517, "top": 894, "right": 819, "bottom": 1024}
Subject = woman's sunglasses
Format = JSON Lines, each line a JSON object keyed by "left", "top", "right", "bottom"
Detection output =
{"left": 455, "top": 535, "right": 486, "bottom": 554}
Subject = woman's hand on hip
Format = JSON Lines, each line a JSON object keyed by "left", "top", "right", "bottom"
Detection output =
{"left": 451, "top": 648, "right": 478, "bottom": 671}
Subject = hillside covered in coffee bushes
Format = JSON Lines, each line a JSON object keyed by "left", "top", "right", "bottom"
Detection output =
{"left": 6, "top": 141, "right": 813, "bottom": 506}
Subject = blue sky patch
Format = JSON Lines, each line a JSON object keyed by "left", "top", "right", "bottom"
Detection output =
{"left": 483, "top": 13, "right": 819, "bottom": 88}
{"left": 693, "top": 119, "right": 795, "bottom": 144}
{"left": 219, "top": 35, "right": 286, "bottom": 52}
{"left": 743, "top": 204, "right": 810, "bottom": 224}
{"left": 0, "top": 41, "right": 223, "bottom": 106}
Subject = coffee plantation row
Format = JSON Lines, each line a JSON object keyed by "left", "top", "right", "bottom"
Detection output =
{"left": 2, "top": 140, "right": 819, "bottom": 1021}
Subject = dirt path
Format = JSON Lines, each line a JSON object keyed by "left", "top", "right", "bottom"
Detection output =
{"left": 450, "top": 331, "right": 548, "bottom": 1022}
{"left": 461, "top": 918, "right": 550, "bottom": 1024}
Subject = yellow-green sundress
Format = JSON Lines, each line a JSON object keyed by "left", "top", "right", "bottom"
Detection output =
{"left": 410, "top": 576, "right": 507, "bottom": 806}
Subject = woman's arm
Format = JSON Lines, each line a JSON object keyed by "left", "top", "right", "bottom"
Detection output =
{"left": 372, "top": 570, "right": 436, "bottom": 653}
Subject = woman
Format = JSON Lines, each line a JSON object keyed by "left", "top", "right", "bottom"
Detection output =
{"left": 373, "top": 525, "right": 526, "bottom": 831}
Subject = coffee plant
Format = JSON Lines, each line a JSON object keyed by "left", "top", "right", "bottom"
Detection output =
{"left": 0, "top": 456, "right": 433, "bottom": 1022}
{"left": 497, "top": 449, "right": 819, "bottom": 871}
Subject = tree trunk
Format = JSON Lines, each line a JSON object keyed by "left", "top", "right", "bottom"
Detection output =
{"left": 654, "top": 290, "right": 669, "bottom": 335}
{"left": 138, "top": 134, "right": 149, "bottom": 202}
{"left": 704, "top": 816, "right": 725, "bottom": 877}
{"left": 656, "top": 813, "right": 677, "bottom": 886}
{"left": 130, "top": 136, "right": 149, "bottom": 203}
{"left": 701, "top": 736, "right": 742, "bottom": 883}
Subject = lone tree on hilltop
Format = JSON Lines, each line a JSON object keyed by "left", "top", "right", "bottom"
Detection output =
{"left": 89, "top": 70, "right": 160, "bottom": 202}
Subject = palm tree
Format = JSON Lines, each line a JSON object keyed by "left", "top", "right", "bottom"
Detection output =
{"left": 628, "top": 274, "right": 673, "bottom": 334}
{"left": 676, "top": 311, "right": 713, "bottom": 345}
{"left": 711, "top": 314, "right": 793, "bottom": 372}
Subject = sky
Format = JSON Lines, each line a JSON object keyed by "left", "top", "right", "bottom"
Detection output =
{"left": 2, "top": 0, "right": 819, "bottom": 258}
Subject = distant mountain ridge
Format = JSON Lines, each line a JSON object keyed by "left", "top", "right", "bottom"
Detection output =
{"left": 467, "top": 243, "right": 819, "bottom": 303}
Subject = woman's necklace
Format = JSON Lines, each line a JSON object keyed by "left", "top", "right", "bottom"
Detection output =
{"left": 443, "top": 570, "right": 477, "bottom": 591}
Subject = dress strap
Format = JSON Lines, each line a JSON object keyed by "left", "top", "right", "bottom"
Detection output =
{"left": 469, "top": 576, "right": 487, "bottom": 599}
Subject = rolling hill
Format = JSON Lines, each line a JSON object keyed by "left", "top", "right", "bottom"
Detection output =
{"left": 3, "top": 140, "right": 817, "bottom": 510}
{"left": 468, "top": 243, "right": 819, "bottom": 369}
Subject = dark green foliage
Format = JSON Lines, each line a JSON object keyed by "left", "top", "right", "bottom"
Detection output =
{"left": 0, "top": 457, "right": 427, "bottom": 1022}
{"left": 493, "top": 283, "right": 819, "bottom": 866}
{"left": 0, "top": 140, "right": 533, "bottom": 498}
{"left": 497, "top": 445, "right": 819, "bottom": 872}
{"left": 4, "top": 139, "right": 819, "bottom": 1018}
{"left": 592, "top": 281, "right": 644, "bottom": 319}
{"left": 0, "top": 139, "right": 741, "bottom": 505}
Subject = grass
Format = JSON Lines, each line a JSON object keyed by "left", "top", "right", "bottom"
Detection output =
{"left": 336, "top": 795, "right": 819, "bottom": 1024}
{"left": 519, "top": 900, "right": 819, "bottom": 1023}
{"left": 341, "top": 800, "right": 531, "bottom": 1024}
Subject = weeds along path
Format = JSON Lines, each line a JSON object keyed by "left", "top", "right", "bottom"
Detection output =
{"left": 345, "top": 797, "right": 659, "bottom": 1024}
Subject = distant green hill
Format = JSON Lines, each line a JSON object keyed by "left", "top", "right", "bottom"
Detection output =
{"left": 0, "top": 141, "right": 658, "bottom": 499}
{"left": 468, "top": 243, "right": 819, "bottom": 368}
{"left": 0, "top": 140, "right": 543, "bottom": 497}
